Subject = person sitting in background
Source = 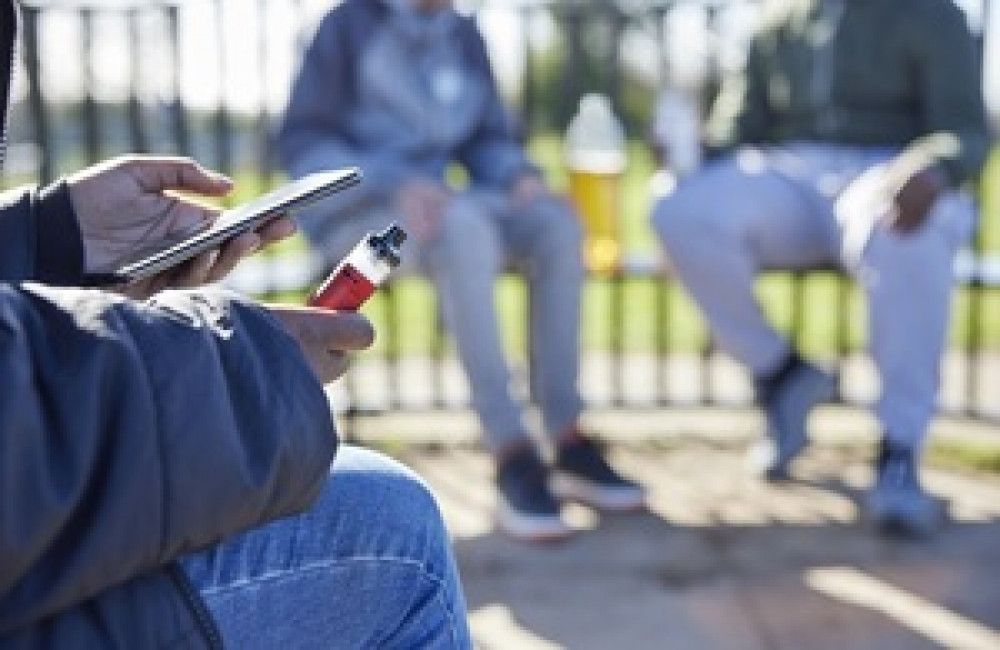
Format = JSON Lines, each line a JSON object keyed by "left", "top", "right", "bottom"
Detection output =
{"left": 278, "top": 0, "right": 644, "bottom": 543}
{"left": 1, "top": 0, "right": 472, "bottom": 645}
{"left": 651, "top": 0, "right": 989, "bottom": 537}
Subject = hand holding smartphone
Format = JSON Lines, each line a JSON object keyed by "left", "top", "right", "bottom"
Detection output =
{"left": 113, "top": 168, "right": 362, "bottom": 283}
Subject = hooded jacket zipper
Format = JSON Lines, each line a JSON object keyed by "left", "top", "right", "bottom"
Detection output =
{"left": 168, "top": 564, "right": 225, "bottom": 649}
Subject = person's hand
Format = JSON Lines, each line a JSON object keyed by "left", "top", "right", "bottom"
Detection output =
{"left": 510, "top": 174, "right": 549, "bottom": 206}
{"left": 393, "top": 179, "right": 451, "bottom": 242}
{"left": 67, "top": 155, "right": 297, "bottom": 297}
{"left": 266, "top": 305, "right": 375, "bottom": 385}
{"left": 887, "top": 165, "right": 949, "bottom": 234}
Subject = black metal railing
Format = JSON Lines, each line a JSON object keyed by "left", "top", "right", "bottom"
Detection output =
{"left": 5, "top": 0, "right": 999, "bottom": 423}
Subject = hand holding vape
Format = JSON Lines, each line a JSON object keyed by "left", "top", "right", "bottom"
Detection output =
{"left": 307, "top": 223, "right": 407, "bottom": 311}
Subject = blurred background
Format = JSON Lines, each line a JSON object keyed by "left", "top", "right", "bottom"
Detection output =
{"left": 3, "top": 0, "right": 999, "bottom": 424}
{"left": 6, "top": 3, "right": 1000, "bottom": 647}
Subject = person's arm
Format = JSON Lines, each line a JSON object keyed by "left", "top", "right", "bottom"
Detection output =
{"left": 454, "top": 18, "right": 539, "bottom": 191}
{"left": 277, "top": 7, "right": 410, "bottom": 197}
{"left": 0, "top": 184, "right": 85, "bottom": 286}
{"left": 0, "top": 285, "right": 370, "bottom": 634}
{"left": 894, "top": 0, "right": 990, "bottom": 188}
{"left": 882, "top": 1, "right": 989, "bottom": 232}
{"left": 704, "top": 36, "right": 774, "bottom": 155}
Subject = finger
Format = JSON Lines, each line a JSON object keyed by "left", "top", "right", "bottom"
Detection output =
{"left": 308, "top": 309, "right": 377, "bottom": 352}
{"left": 889, "top": 194, "right": 927, "bottom": 234}
{"left": 314, "top": 350, "right": 351, "bottom": 384}
{"left": 169, "top": 249, "right": 220, "bottom": 288}
{"left": 162, "top": 200, "right": 222, "bottom": 239}
{"left": 113, "top": 278, "right": 154, "bottom": 301}
{"left": 270, "top": 306, "right": 376, "bottom": 352}
{"left": 255, "top": 215, "right": 297, "bottom": 245}
{"left": 129, "top": 156, "right": 234, "bottom": 196}
{"left": 895, "top": 213, "right": 924, "bottom": 234}
{"left": 206, "top": 233, "right": 261, "bottom": 284}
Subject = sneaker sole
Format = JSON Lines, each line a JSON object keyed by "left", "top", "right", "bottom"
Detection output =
{"left": 495, "top": 498, "right": 574, "bottom": 544}
{"left": 549, "top": 472, "right": 646, "bottom": 512}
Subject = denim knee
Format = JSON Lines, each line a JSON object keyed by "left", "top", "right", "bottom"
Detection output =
{"left": 321, "top": 446, "right": 452, "bottom": 573}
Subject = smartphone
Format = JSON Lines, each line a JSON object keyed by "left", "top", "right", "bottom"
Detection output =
{"left": 113, "top": 167, "right": 362, "bottom": 282}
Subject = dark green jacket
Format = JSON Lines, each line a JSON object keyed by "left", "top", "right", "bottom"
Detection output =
{"left": 707, "top": 0, "right": 990, "bottom": 186}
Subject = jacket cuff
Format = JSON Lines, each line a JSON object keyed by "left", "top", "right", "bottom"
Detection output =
{"left": 936, "top": 157, "right": 968, "bottom": 189}
{"left": 896, "top": 133, "right": 970, "bottom": 189}
{"left": 34, "top": 180, "right": 85, "bottom": 286}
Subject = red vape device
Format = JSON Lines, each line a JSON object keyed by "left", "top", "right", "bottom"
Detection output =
{"left": 307, "top": 223, "right": 407, "bottom": 311}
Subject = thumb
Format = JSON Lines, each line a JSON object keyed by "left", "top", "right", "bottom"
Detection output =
{"left": 127, "top": 156, "right": 234, "bottom": 196}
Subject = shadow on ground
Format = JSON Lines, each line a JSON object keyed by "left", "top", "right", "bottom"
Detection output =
{"left": 404, "top": 442, "right": 1000, "bottom": 650}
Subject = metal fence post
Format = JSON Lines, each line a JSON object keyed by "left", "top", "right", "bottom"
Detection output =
{"left": 21, "top": 5, "right": 51, "bottom": 183}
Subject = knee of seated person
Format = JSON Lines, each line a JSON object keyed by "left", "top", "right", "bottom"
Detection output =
{"left": 651, "top": 190, "right": 709, "bottom": 245}
{"left": 533, "top": 199, "right": 583, "bottom": 252}
{"left": 324, "top": 446, "right": 448, "bottom": 543}
{"left": 436, "top": 197, "right": 495, "bottom": 246}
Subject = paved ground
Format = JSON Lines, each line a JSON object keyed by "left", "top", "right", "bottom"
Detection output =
{"left": 376, "top": 408, "right": 1000, "bottom": 650}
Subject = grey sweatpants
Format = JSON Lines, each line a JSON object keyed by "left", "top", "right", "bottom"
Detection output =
{"left": 299, "top": 189, "right": 586, "bottom": 453}
{"left": 652, "top": 143, "right": 977, "bottom": 448}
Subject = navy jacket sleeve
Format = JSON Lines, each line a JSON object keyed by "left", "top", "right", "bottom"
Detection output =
{"left": 898, "top": 0, "right": 990, "bottom": 186}
{"left": 0, "top": 283, "right": 337, "bottom": 633}
{"left": 0, "top": 189, "right": 337, "bottom": 632}
{"left": 0, "top": 184, "right": 85, "bottom": 286}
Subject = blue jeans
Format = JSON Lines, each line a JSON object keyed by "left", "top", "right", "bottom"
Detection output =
{"left": 180, "top": 445, "right": 472, "bottom": 649}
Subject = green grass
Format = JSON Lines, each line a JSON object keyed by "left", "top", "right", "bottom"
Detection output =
{"left": 926, "top": 440, "right": 1000, "bottom": 476}
{"left": 978, "top": 147, "right": 1000, "bottom": 252}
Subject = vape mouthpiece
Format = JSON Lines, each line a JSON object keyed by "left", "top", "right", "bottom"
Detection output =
{"left": 369, "top": 223, "right": 407, "bottom": 268}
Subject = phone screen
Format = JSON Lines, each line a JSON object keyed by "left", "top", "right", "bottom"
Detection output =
{"left": 114, "top": 167, "right": 362, "bottom": 282}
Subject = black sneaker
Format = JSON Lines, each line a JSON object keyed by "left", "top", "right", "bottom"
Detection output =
{"left": 864, "top": 439, "right": 944, "bottom": 539}
{"left": 550, "top": 435, "right": 645, "bottom": 511}
{"left": 747, "top": 354, "right": 836, "bottom": 481}
{"left": 495, "top": 446, "right": 573, "bottom": 543}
